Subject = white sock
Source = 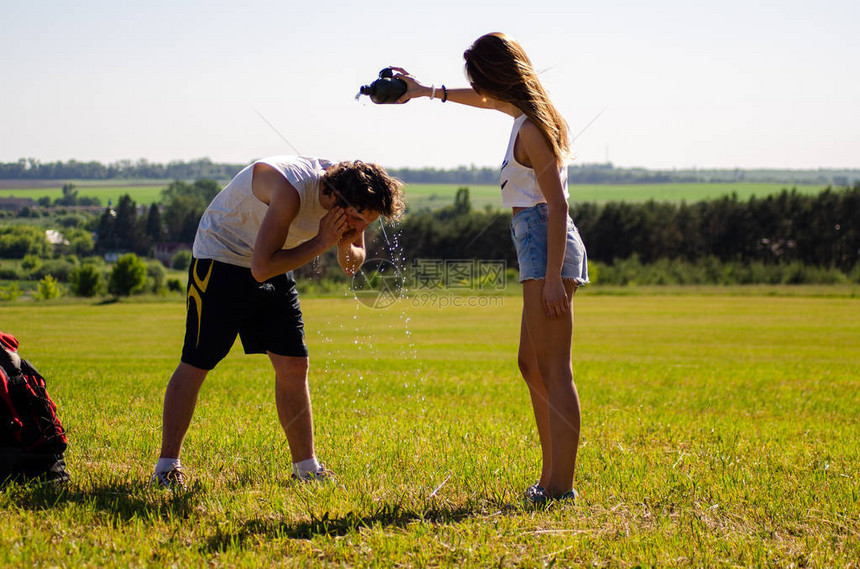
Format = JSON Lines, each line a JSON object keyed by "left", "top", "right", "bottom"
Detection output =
{"left": 155, "top": 458, "right": 181, "bottom": 474}
{"left": 293, "top": 457, "right": 321, "bottom": 478}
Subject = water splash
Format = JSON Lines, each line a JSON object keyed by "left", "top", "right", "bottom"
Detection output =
{"left": 376, "top": 220, "right": 422, "bottom": 386}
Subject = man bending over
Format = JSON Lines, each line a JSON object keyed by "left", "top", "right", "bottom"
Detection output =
{"left": 152, "top": 156, "right": 404, "bottom": 488}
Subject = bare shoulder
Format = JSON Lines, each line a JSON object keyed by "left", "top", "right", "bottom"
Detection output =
{"left": 517, "top": 118, "right": 546, "bottom": 143}
{"left": 252, "top": 162, "right": 299, "bottom": 206}
{"left": 516, "top": 118, "right": 559, "bottom": 171}
{"left": 517, "top": 119, "right": 554, "bottom": 154}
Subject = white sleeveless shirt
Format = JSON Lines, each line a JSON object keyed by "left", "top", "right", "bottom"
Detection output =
{"left": 500, "top": 115, "right": 569, "bottom": 208}
{"left": 192, "top": 155, "right": 331, "bottom": 268}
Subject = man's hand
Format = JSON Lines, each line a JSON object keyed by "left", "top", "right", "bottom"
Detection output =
{"left": 338, "top": 217, "right": 372, "bottom": 245}
{"left": 317, "top": 207, "right": 348, "bottom": 249}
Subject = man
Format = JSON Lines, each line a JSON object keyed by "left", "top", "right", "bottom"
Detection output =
{"left": 152, "top": 156, "right": 404, "bottom": 488}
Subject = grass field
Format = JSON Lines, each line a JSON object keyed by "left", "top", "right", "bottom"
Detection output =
{"left": 1, "top": 291, "right": 858, "bottom": 566}
{"left": 403, "top": 182, "right": 827, "bottom": 211}
{"left": 0, "top": 181, "right": 828, "bottom": 210}
{"left": 0, "top": 185, "right": 166, "bottom": 207}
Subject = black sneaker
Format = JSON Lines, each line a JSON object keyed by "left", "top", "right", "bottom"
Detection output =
{"left": 151, "top": 466, "right": 187, "bottom": 490}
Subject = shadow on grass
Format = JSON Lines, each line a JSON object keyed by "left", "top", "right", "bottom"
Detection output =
{"left": 204, "top": 499, "right": 517, "bottom": 553}
{"left": 4, "top": 480, "right": 523, "bottom": 550}
{"left": 1, "top": 479, "right": 201, "bottom": 521}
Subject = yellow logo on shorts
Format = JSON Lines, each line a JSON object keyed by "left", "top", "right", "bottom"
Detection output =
{"left": 187, "top": 259, "right": 214, "bottom": 347}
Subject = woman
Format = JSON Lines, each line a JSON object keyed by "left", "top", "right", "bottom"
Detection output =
{"left": 394, "top": 33, "right": 588, "bottom": 504}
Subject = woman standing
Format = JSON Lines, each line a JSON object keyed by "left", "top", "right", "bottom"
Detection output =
{"left": 393, "top": 33, "right": 588, "bottom": 504}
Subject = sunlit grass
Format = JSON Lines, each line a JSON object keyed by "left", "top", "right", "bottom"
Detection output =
{"left": 0, "top": 185, "right": 165, "bottom": 206}
{"left": 403, "top": 182, "right": 827, "bottom": 211}
{"left": 1, "top": 181, "right": 828, "bottom": 212}
{"left": 1, "top": 292, "right": 858, "bottom": 566}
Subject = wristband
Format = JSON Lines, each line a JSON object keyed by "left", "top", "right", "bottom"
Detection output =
{"left": 441, "top": 85, "right": 448, "bottom": 103}
{"left": 429, "top": 85, "right": 436, "bottom": 100}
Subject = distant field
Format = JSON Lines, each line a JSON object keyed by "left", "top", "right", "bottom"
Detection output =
{"left": 0, "top": 179, "right": 175, "bottom": 190}
{"left": 0, "top": 181, "right": 829, "bottom": 210}
{"left": 404, "top": 182, "right": 828, "bottom": 211}
{"left": 0, "top": 184, "right": 166, "bottom": 206}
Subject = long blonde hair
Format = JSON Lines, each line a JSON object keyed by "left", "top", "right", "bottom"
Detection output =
{"left": 464, "top": 33, "right": 570, "bottom": 165}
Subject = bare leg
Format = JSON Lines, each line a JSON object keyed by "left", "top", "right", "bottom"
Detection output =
{"left": 517, "top": 307, "right": 552, "bottom": 487}
{"left": 159, "top": 362, "right": 209, "bottom": 459}
{"left": 521, "top": 280, "right": 581, "bottom": 497}
{"left": 269, "top": 353, "right": 314, "bottom": 463}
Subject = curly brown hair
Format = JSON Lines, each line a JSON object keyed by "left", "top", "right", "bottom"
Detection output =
{"left": 321, "top": 161, "right": 405, "bottom": 220}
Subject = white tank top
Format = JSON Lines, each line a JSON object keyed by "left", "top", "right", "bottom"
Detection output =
{"left": 192, "top": 155, "right": 331, "bottom": 268}
{"left": 500, "top": 115, "right": 569, "bottom": 208}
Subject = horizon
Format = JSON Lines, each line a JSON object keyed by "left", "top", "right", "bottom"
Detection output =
{"left": 3, "top": 1, "right": 859, "bottom": 170}
{"left": 3, "top": 156, "right": 860, "bottom": 174}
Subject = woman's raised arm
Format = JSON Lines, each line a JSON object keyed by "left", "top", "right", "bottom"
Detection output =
{"left": 390, "top": 67, "right": 519, "bottom": 116}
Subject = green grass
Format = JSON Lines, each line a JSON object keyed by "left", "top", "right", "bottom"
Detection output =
{"left": 1, "top": 291, "right": 858, "bottom": 566}
{"left": 1, "top": 182, "right": 828, "bottom": 211}
{"left": 567, "top": 182, "right": 827, "bottom": 203}
{"left": 405, "top": 182, "right": 827, "bottom": 211}
{"left": 0, "top": 185, "right": 166, "bottom": 206}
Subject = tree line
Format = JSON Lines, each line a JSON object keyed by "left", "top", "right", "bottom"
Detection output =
{"left": 385, "top": 185, "right": 860, "bottom": 273}
{"left": 4, "top": 179, "right": 858, "bottom": 288}
{"left": 3, "top": 181, "right": 859, "bottom": 299}
{"left": 94, "top": 180, "right": 220, "bottom": 254}
{"left": 2, "top": 157, "right": 858, "bottom": 186}
{"left": 0, "top": 158, "right": 245, "bottom": 181}
{"left": 84, "top": 181, "right": 860, "bottom": 275}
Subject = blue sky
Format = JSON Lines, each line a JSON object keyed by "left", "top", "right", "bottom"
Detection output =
{"left": 2, "top": 0, "right": 858, "bottom": 169}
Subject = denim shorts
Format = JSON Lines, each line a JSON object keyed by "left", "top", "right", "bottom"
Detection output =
{"left": 510, "top": 203, "right": 589, "bottom": 284}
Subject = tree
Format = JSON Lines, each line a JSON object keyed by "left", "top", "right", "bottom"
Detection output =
{"left": 70, "top": 264, "right": 104, "bottom": 297}
{"left": 21, "top": 254, "right": 42, "bottom": 271}
{"left": 0, "top": 226, "right": 49, "bottom": 258}
{"left": 0, "top": 282, "right": 22, "bottom": 301}
{"left": 453, "top": 187, "right": 471, "bottom": 216}
{"left": 146, "top": 260, "right": 166, "bottom": 293}
{"left": 96, "top": 207, "right": 118, "bottom": 251}
{"left": 163, "top": 194, "right": 204, "bottom": 243}
{"left": 145, "top": 203, "right": 164, "bottom": 243}
{"left": 97, "top": 194, "right": 149, "bottom": 254}
{"left": 160, "top": 179, "right": 220, "bottom": 205}
{"left": 160, "top": 179, "right": 220, "bottom": 243}
{"left": 114, "top": 194, "right": 145, "bottom": 253}
{"left": 171, "top": 249, "right": 192, "bottom": 270}
{"left": 108, "top": 253, "right": 147, "bottom": 296}
{"left": 65, "top": 229, "right": 95, "bottom": 256}
{"left": 35, "top": 275, "right": 62, "bottom": 300}
{"left": 55, "top": 183, "right": 78, "bottom": 206}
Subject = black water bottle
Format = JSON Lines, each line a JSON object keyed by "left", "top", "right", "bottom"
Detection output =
{"left": 357, "top": 67, "right": 408, "bottom": 104}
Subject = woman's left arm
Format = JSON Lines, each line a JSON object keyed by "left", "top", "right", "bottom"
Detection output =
{"left": 518, "top": 120, "right": 570, "bottom": 319}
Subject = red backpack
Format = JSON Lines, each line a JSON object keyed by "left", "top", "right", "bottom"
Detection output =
{"left": 0, "top": 331, "right": 69, "bottom": 483}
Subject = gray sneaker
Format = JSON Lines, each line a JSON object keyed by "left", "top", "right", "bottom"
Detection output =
{"left": 556, "top": 489, "right": 577, "bottom": 502}
{"left": 525, "top": 484, "right": 577, "bottom": 506}
{"left": 524, "top": 482, "right": 545, "bottom": 505}
{"left": 151, "top": 466, "right": 187, "bottom": 490}
{"left": 290, "top": 464, "right": 335, "bottom": 483}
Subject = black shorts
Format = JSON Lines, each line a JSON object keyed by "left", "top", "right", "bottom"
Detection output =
{"left": 181, "top": 258, "right": 308, "bottom": 370}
